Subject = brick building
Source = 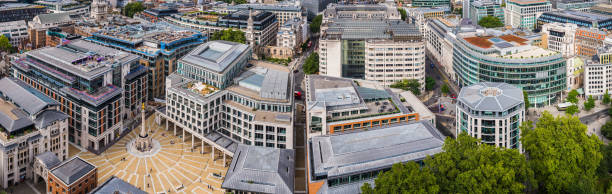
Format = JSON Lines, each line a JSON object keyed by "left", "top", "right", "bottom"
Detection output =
{"left": 47, "top": 157, "right": 97, "bottom": 194}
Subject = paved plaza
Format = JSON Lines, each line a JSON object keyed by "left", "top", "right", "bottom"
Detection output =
{"left": 74, "top": 116, "right": 229, "bottom": 194}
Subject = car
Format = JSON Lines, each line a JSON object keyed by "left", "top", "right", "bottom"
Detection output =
{"left": 246, "top": 63, "right": 254, "bottom": 68}
{"left": 294, "top": 69, "right": 299, "bottom": 73}
{"left": 450, "top": 93, "right": 457, "bottom": 99}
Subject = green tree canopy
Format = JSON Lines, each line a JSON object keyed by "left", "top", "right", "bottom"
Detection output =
{"left": 397, "top": 8, "right": 407, "bottom": 21}
{"left": 585, "top": 95, "right": 595, "bottom": 111}
{"left": 521, "top": 112, "right": 603, "bottom": 193}
{"left": 121, "top": 2, "right": 145, "bottom": 18}
{"left": 441, "top": 84, "right": 449, "bottom": 95}
{"left": 302, "top": 52, "right": 319, "bottom": 74}
{"left": 566, "top": 105, "right": 579, "bottom": 115}
{"left": 0, "top": 35, "right": 12, "bottom": 52}
{"left": 310, "top": 15, "right": 322, "bottom": 34}
{"left": 210, "top": 29, "right": 245, "bottom": 44}
{"left": 602, "top": 120, "right": 612, "bottom": 140}
{"left": 361, "top": 162, "right": 439, "bottom": 194}
{"left": 425, "top": 77, "right": 435, "bottom": 91}
{"left": 391, "top": 79, "right": 421, "bottom": 95}
{"left": 567, "top": 89, "right": 579, "bottom": 103}
{"left": 604, "top": 89, "right": 610, "bottom": 104}
{"left": 523, "top": 90, "right": 530, "bottom": 109}
{"left": 424, "top": 133, "right": 535, "bottom": 193}
{"left": 478, "top": 16, "right": 504, "bottom": 28}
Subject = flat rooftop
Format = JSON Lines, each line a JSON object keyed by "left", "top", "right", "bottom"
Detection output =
{"left": 51, "top": 157, "right": 96, "bottom": 186}
{"left": 222, "top": 144, "right": 294, "bottom": 194}
{"left": 323, "top": 19, "right": 420, "bottom": 40}
{"left": 508, "top": 0, "right": 549, "bottom": 5}
{"left": 310, "top": 121, "right": 444, "bottom": 178}
{"left": 180, "top": 40, "right": 250, "bottom": 73}
{"left": 93, "top": 22, "right": 199, "bottom": 44}
{"left": 231, "top": 63, "right": 290, "bottom": 102}
{"left": 0, "top": 3, "right": 43, "bottom": 10}
{"left": 461, "top": 33, "right": 557, "bottom": 58}
{"left": 543, "top": 10, "right": 611, "bottom": 22}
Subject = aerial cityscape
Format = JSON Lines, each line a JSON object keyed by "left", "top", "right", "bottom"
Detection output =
{"left": 0, "top": 0, "right": 610, "bottom": 193}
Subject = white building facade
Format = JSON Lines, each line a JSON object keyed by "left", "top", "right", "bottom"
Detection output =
{"left": 540, "top": 22, "right": 577, "bottom": 58}
{"left": 584, "top": 45, "right": 612, "bottom": 99}
{"left": 504, "top": 0, "right": 551, "bottom": 30}
{"left": 0, "top": 20, "right": 28, "bottom": 47}
{"left": 425, "top": 18, "right": 458, "bottom": 82}
{"left": 364, "top": 39, "right": 426, "bottom": 89}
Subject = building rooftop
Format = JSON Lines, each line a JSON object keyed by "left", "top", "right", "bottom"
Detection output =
{"left": 91, "top": 176, "right": 147, "bottom": 194}
{"left": 0, "top": 3, "right": 43, "bottom": 10}
{"left": 234, "top": 66, "right": 289, "bottom": 100}
{"left": 228, "top": 3, "right": 302, "bottom": 12}
{"left": 323, "top": 19, "right": 421, "bottom": 40}
{"left": 222, "top": 144, "right": 294, "bottom": 193}
{"left": 458, "top": 82, "right": 524, "bottom": 112}
{"left": 508, "top": 0, "right": 550, "bottom": 5}
{"left": 50, "top": 157, "right": 96, "bottom": 186}
{"left": 35, "top": 151, "right": 62, "bottom": 169}
{"left": 459, "top": 30, "right": 557, "bottom": 59}
{"left": 180, "top": 40, "right": 250, "bottom": 73}
{"left": 310, "top": 121, "right": 444, "bottom": 178}
{"left": 542, "top": 10, "right": 611, "bottom": 22}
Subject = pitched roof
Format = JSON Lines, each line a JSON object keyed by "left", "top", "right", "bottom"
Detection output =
{"left": 222, "top": 145, "right": 295, "bottom": 193}
{"left": 0, "top": 77, "right": 58, "bottom": 116}
{"left": 180, "top": 40, "right": 250, "bottom": 73}
{"left": 35, "top": 12, "right": 71, "bottom": 25}
{"left": 50, "top": 157, "right": 96, "bottom": 186}
{"left": 35, "top": 151, "right": 61, "bottom": 169}
{"left": 458, "top": 82, "right": 524, "bottom": 112}
{"left": 91, "top": 176, "right": 147, "bottom": 194}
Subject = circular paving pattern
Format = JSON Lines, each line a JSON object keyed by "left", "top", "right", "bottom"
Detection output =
{"left": 126, "top": 138, "right": 162, "bottom": 158}
{"left": 76, "top": 116, "right": 229, "bottom": 194}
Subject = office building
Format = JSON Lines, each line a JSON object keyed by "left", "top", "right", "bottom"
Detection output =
{"left": 0, "top": 77, "right": 69, "bottom": 189}
{"left": 0, "top": 20, "right": 28, "bottom": 47}
{"left": 453, "top": 29, "right": 566, "bottom": 107}
{"left": 584, "top": 45, "right": 612, "bottom": 99}
{"left": 165, "top": 10, "right": 278, "bottom": 47}
{"left": 90, "top": 176, "right": 146, "bottom": 194}
{"left": 222, "top": 144, "right": 294, "bottom": 193}
{"left": 412, "top": 0, "right": 451, "bottom": 7}
{"left": 469, "top": 1, "right": 504, "bottom": 25}
{"left": 262, "top": 17, "right": 308, "bottom": 59}
{"left": 162, "top": 40, "right": 295, "bottom": 150}
{"left": 11, "top": 40, "right": 147, "bottom": 152}
{"left": 86, "top": 22, "right": 205, "bottom": 100}
{"left": 406, "top": 6, "right": 448, "bottom": 36}
{"left": 540, "top": 22, "right": 577, "bottom": 58}
{"left": 47, "top": 157, "right": 97, "bottom": 194}
{"left": 305, "top": 75, "right": 435, "bottom": 137}
{"left": 456, "top": 82, "right": 524, "bottom": 149}
{"left": 551, "top": 0, "right": 596, "bottom": 11}
{"left": 504, "top": 0, "right": 552, "bottom": 30}
{"left": 28, "top": 12, "right": 75, "bottom": 49}
{"left": 225, "top": 2, "right": 303, "bottom": 24}
{"left": 307, "top": 121, "right": 444, "bottom": 193}
{"left": 137, "top": 8, "right": 178, "bottom": 22}
{"left": 34, "top": 0, "right": 90, "bottom": 18}
{"left": 575, "top": 27, "right": 608, "bottom": 57}
{"left": 322, "top": 4, "right": 401, "bottom": 22}
{"left": 590, "top": 3, "right": 612, "bottom": 16}
{"left": 0, "top": 3, "right": 46, "bottom": 23}
{"left": 303, "top": 0, "right": 336, "bottom": 20}
{"left": 566, "top": 56, "right": 584, "bottom": 91}
{"left": 537, "top": 10, "right": 612, "bottom": 30}
{"left": 319, "top": 19, "right": 424, "bottom": 87}
{"left": 425, "top": 17, "right": 459, "bottom": 82}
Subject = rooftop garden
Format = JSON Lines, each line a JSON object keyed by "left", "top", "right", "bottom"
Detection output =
{"left": 185, "top": 82, "right": 218, "bottom": 96}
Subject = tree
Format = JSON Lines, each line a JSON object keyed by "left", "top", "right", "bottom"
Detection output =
{"left": 425, "top": 77, "right": 435, "bottom": 91}
{"left": 390, "top": 79, "right": 421, "bottom": 95}
{"left": 567, "top": 89, "right": 579, "bottom": 104}
{"left": 585, "top": 95, "right": 595, "bottom": 111}
{"left": 210, "top": 29, "right": 245, "bottom": 44}
{"left": 441, "top": 84, "right": 449, "bottom": 95}
{"left": 566, "top": 105, "right": 579, "bottom": 115}
{"left": 523, "top": 90, "right": 530, "bottom": 109}
{"left": 604, "top": 89, "right": 610, "bottom": 104}
{"left": 0, "top": 35, "right": 12, "bottom": 53}
{"left": 121, "top": 2, "right": 145, "bottom": 18}
{"left": 397, "top": 8, "right": 407, "bottom": 21}
{"left": 425, "top": 133, "right": 535, "bottom": 193}
{"left": 310, "top": 15, "right": 322, "bottom": 34}
{"left": 361, "top": 162, "right": 439, "bottom": 194}
{"left": 521, "top": 112, "right": 603, "bottom": 193}
{"left": 478, "top": 16, "right": 504, "bottom": 28}
{"left": 602, "top": 120, "right": 612, "bottom": 140}
{"left": 302, "top": 52, "right": 319, "bottom": 74}
{"left": 597, "top": 144, "right": 612, "bottom": 191}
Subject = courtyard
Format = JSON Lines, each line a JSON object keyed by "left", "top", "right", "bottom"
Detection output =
{"left": 74, "top": 115, "right": 229, "bottom": 194}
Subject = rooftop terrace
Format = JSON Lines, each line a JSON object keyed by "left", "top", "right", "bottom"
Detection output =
{"left": 461, "top": 33, "right": 557, "bottom": 59}
{"left": 180, "top": 40, "right": 250, "bottom": 73}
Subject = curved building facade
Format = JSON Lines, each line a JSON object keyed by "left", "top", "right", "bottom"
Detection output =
{"left": 452, "top": 32, "right": 566, "bottom": 107}
{"left": 456, "top": 82, "right": 524, "bottom": 150}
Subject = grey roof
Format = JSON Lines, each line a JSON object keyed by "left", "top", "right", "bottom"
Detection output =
{"left": 205, "top": 132, "right": 238, "bottom": 153}
{"left": 237, "top": 67, "right": 289, "bottom": 100}
{"left": 0, "top": 77, "right": 58, "bottom": 116}
{"left": 309, "top": 121, "right": 444, "bottom": 179}
{"left": 51, "top": 157, "right": 96, "bottom": 186}
{"left": 323, "top": 19, "right": 420, "bottom": 40}
{"left": 35, "top": 151, "right": 61, "bottom": 169}
{"left": 35, "top": 12, "right": 71, "bottom": 25}
{"left": 180, "top": 40, "right": 250, "bottom": 73}
{"left": 458, "top": 82, "right": 524, "bottom": 112}
{"left": 90, "top": 176, "right": 147, "bottom": 194}
{"left": 222, "top": 144, "right": 295, "bottom": 194}
{"left": 228, "top": 3, "right": 302, "bottom": 12}
{"left": 0, "top": 109, "right": 32, "bottom": 133}
{"left": 34, "top": 110, "right": 69, "bottom": 129}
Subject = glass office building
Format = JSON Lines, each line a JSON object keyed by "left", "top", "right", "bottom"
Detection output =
{"left": 453, "top": 32, "right": 566, "bottom": 107}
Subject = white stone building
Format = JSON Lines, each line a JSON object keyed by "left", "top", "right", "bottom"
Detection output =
{"left": 0, "top": 77, "right": 69, "bottom": 188}
{"left": 456, "top": 82, "right": 524, "bottom": 150}
{"left": 364, "top": 39, "right": 426, "bottom": 89}
{"left": 540, "top": 22, "right": 577, "bottom": 58}
{"left": 584, "top": 45, "right": 612, "bottom": 99}
{"left": 425, "top": 17, "right": 459, "bottom": 82}
{"left": 504, "top": 0, "right": 551, "bottom": 30}
{"left": 0, "top": 20, "right": 28, "bottom": 47}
